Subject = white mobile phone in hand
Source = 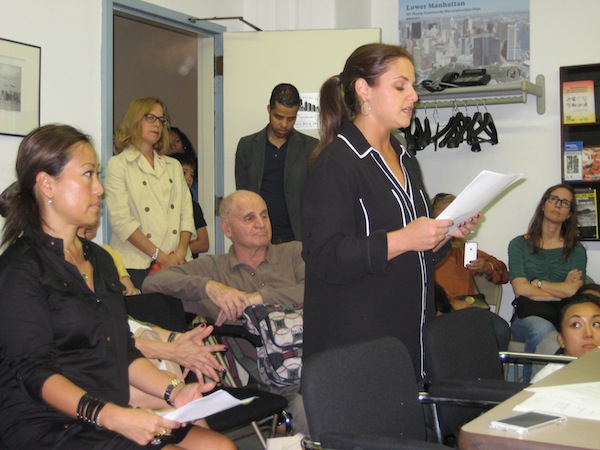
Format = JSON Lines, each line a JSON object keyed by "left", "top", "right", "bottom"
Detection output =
{"left": 464, "top": 241, "right": 478, "bottom": 267}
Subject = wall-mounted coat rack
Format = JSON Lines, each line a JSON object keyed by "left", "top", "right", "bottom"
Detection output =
{"left": 415, "top": 74, "right": 546, "bottom": 115}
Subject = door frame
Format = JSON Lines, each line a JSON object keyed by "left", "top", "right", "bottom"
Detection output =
{"left": 101, "top": 0, "right": 226, "bottom": 252}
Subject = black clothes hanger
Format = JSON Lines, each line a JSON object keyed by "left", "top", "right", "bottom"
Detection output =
{"left": 469, "top": 104, "right": 498, "bottom": 147}
{"left": 446, "top": 104, "right": 472, "bottom": 148}
{"left": 427, "top": 101, "right": 499, "bottom": 152}
{"left": 399, "top": 121, "right": 418, "bottom": 155}
{"left": 439, "top": 111, "right": 467, "bottom": 149}
{"left": 400, "top": 107, "right": 432, "bottom": 153}
{"left": 415, "top": 106, "right": 431, "bottom": 150}
{"left": 463, "top": 102, "right": 498, "bottom": 151}
{"left": 467, "top": 113, "right": 483, "bottom": 152}
{"left": 480, "top": 111, "right": 499, "bottom": 145}
{"left": 431, "top": 104, "right": 459, "bottom": 149}
{"left": 466, "top": 107, "right": 485, "bottom": 151}
{"left": 414, "top": 116, "right": 425, "bottom": 150}
{"left": 466, "top": 110, "right": 482, "bottom": 144}
{"left": 432, "top": 103, "right": 440, "bottom": 151}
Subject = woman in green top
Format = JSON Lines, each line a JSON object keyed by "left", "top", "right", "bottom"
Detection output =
{"left": 509, "top": 183, "right": 587, "bottom": 382}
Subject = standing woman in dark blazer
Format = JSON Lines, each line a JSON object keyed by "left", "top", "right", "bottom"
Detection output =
{"left": 0, "top": 124, "right": 234, "bottom": 450}
{"left": 301, "top": 43, "right": 479, "bottom": 378}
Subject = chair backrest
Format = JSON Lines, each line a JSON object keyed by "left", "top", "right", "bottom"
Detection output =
{"left": 474, "top": 275, "right": 502, "bottom": 313}
{"left": 424, "top": 307, "right": 505, "bottom": 382}
{"left": 302, "top": 337, "right": 428, "bottom": 443}
{"left": 125, "top": 293, "right": 188, "bottom": 332}
{"left": 206, "top": 321, "right": 263, "bottom": 388}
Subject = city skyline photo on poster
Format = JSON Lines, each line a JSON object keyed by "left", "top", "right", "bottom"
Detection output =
{"left": 399, "top": 0, "right": 530, "bottom": 85}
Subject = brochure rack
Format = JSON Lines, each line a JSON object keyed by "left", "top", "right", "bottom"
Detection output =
{"left": 560, "top": 63, "right": 600, "bottom": 240}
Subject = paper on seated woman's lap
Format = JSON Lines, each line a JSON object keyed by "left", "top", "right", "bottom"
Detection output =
{"left": 435, "top": 170, "right": 524, "bottom": 234}
{"left": 158, "top": 390, "right": 258, "bottom": 422}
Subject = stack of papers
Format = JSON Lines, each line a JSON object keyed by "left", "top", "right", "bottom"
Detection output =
{"left": 435, "top": 170, "right": 523, "bottom": 233}
{"left": 514, "top": 382, "right": 600, "bottom": 421}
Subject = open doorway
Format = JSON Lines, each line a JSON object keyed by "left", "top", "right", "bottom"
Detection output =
{"left": 107, "top": 1, "right": 225, "bottom": 252}
{"left": 113, "top": 15, "right": 199, "bottom": 157}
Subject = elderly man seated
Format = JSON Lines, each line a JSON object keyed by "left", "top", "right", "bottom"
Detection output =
{"left": 142, "top": 190, "right": 306, "bottom": 433}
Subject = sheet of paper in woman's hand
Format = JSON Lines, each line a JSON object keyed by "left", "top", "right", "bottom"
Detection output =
{"left": 436, "top": 170, "right": 524, "bottom": 234}
{"left": 158, "top": 390, "right": 258, "bottom": 422}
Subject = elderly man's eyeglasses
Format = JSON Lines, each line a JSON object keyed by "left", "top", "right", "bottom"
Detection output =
{"left": 546, "top": 195, "right": 571, "bottom": 209}
{"left": 143, "top": 114, "right": 168, "bottom": 126}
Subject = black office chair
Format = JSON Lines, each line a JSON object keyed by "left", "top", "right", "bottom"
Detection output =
{"left": 125, "top": 293, "right": 189, "bottom": 332}
{"left": 423, "top": 307, "right": 529, "bottom": 444}
{"left": 209, "top": 322, "right": 264, "bottom": 388}
{"left": 196, "top": 319, "right": 292, "bottom": 448}
{"left": 205, "top": 386, "right": 288, "bottom": 448}
{"left": 302, "top": 336, "right": 447, "bottom": 449}
{"left": 126, "top": 300, "right": 289, "bottom": 449}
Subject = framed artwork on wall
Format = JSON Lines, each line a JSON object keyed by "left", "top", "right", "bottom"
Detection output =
{"left": 0, "top": 38, "right": 41, "bottom": 137}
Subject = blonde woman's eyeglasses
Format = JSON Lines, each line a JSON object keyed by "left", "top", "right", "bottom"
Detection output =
{"left": 143, "top": 114, "right": 168, "bottom": 126}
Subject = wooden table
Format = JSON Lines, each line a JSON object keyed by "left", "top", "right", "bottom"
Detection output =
{"left": 459, "top": 347, "right": 600, "bottom": 450}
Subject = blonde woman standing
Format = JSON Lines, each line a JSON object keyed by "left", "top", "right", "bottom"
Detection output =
{"left": 105, "top": 97, "right": 195, "bottom": 288}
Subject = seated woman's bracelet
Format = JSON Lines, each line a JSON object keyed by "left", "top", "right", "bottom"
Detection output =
{"left": 76, "top": 393, "right": 107, "bottom": 429}
{"left": 164, "top": 378, "right": 185, "bottom": 407}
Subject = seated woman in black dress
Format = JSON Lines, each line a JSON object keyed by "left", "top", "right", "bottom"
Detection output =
{"left": 0, "top": 124, "right": 234, "bottom": 449}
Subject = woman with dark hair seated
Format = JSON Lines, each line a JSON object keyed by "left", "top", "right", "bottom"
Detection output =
{"left": 0, "top": 124, "right": 234, "bottom": 449}
{"left": 509, "top": 183, "right": 587, "bottom": 382}
{"left": 531, "top": 293, "right": 600, "bottom": 383}
{"left": 535, "top": 283, "right": 600, "bottom": 355}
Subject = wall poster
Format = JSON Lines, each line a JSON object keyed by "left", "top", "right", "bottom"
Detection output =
{"left": 399, "top": 0, "right": 530, "bottom": 85}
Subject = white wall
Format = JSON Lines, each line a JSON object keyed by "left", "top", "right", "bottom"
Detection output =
{"left": 0, "top": 0, "right": 105, "bottom": 236}
{"left": 0, "top": 0, "right": 599, "bottom": 321}
{"left": 146, "top": 0, "right": 339, "bottom": 32}
{"left": 221, "top": 28, "right": 380, "bottom": 198}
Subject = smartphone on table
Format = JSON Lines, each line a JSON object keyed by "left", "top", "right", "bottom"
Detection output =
{"left": 489, "top": 411, "right": 566, "bottom": 434}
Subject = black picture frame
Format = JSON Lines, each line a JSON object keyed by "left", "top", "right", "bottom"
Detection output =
{"left": 0, "top": 37, "right": 41, "bottom": 137}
